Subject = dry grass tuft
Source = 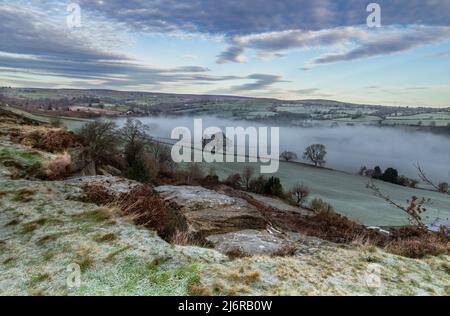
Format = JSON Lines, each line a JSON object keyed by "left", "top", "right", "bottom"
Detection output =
{"left": 82, "top": 184, "right": 114, "bottom": 205}
{"left": 171, "top": 230, "right": 190, "bottom": 246}
{"left": 385, "top": 227, "right": 450, "bottom": 258}
{"left": 76, "top": 243, "right": 96, "bottom": 272}
{"left": 30, "top": 130, "right": 83, "bottom": 153}
{"left": 82, "top": 183, "right": 167, "bottom": 235}
{"left": 21, "top": 218, "right": 47, "bottom": 234}
{"left": 94, "top": 232, "right": 118, "bottom": 243}
{"left": 42, "top": 152, "right": 71, "bottom": 180}
{"left": 189, "top": 285, "right": 212, "bottom": 296}
{"left": 229, "top": 268, "right": 261, "bottom": 284}
{"left": 272, "top": 244, "right": 297, "bottom": 257}
{"left": 116, "top": 185, "right": 166, "bottom": 234}
{"left": 225, "top": 248, "right": 250, "bottom": 260}
{"left": 12, "top": 188, "right": 35, "bottom": 202}
{"left": 74, "top": 207, "right": 119, "bottom": 223}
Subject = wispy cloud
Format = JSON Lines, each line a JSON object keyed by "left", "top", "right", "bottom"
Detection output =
{"left": 77, "top": 0, "right": 450, "bottom": 35}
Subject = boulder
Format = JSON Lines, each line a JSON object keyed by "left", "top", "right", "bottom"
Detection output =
{"left": 155, "top": 185, "right": 267, "bottom": 238}
{"left": 67, "top": 175, "right": 140, "bottom": 195}
{"left": 206, "top": 229, "right": 293, "bottom": 256}
{"left": 68, "top": 148, "right": 96, "bottom": 176}
{"left": 99, "top": 164, "right": 122, "bottom": 176}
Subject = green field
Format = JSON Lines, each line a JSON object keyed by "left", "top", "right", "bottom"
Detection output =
{"left": 384, "top": 112, "right": 450, "bottom": 127}
{"left": 206, "top": 160, "right": 450, "bottom": 227}
{"left": 2, "top": 106, "right": 88, "bottom": 131}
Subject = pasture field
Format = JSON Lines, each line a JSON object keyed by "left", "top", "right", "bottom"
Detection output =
{"left": 383, "top": 112, "right": 450, "bottom": 127}
{"left": 206, "top": 159, "right": 450, "bottom": 227}
{"left": 1, "top": 106, "right": 88, "bottom": 131}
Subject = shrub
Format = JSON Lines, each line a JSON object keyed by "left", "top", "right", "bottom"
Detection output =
{"left": 201, "top": 175, "right": 220, "bottom": 187}
{"left": 397, "top": 176, "right": 419, "bottom": 188}
{"left": 82, "top": 184, "right": 166, "bottom": 234}
{"left": 241, "top": 166, "right": 254, "bottom": 190}
{"left": 186, "top": 163, "right": 204, "bottom": 184}
{"left": 438, "top": 182, "right": 449, "bottom": 193}
{"left": 126, "top": 157, "right": 152, "bottom": 183}
{"left": 289, "top": 183, "right": 310, "bottom": 206}
{"left": 118, "top": 185, "right": 166, "bottom": 234}
{"left": 373, "top": 166, "right": 382, "bottom": 179}
{"left": 385, "top": 228, "right": 450, "bottom": 258}
{"left": 303, "top": 210, "right": 375, "bottom": 244}
{"left": 31, "top": 130, "right": 82, "bottom": 153}
{"left": 308, "top": 198, "right": 335, "bottom": 213}
{"left": 263, "top": 176, "right": 284, "bottom": 197}
{"left": 248, "top": 175, "right": 268, "bottom": 194}
{"left": 224, "top": 173, "right": 242, "bottom": 189}
{"left": 280, "top": 151, "right": 298, "bottom": 162}
{"left": 82, "top": 184, "right": 114, "bottom": 205}
{"left": 381, "top": 167, "right": 399, "bottom": 184}
{"left": 49, "top": 117, "right": 63, "bottom": 128}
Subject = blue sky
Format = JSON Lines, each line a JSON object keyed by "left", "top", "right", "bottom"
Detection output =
{"left": 1, "top": 0, "right": 450, "bottom": 107}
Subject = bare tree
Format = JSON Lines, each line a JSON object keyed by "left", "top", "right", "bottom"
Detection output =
{"left": 242, "top": 166, "right": 254, "bottom": 190}
{"left": 416, "top": 164, "right": 450, "bottom": 195}
{"left": 303, "top": 144, "right": 327, "bottom": 167}
{"left": 367, "top": 181, "right": 429, "bottom": 230}
{"left": 280, "top": 151, "right": 298, "bottom": 162}
{"left": 186, "top": 163, "right": 204, "bottom": 184}
{"left": 119, "top": 119, "right": 150, "bottom": 166}
{"left": 77, "top": 120, "right": 118, "bottom": 167}
{"left": 290, "top": 183, "right": 310, "bottom": 206}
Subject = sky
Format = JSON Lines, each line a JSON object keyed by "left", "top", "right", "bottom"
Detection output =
{"left": 1, "top": 0, "right": 450, "bottom": 107}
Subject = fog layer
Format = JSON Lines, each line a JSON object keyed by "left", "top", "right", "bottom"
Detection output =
{"left": 114, "top": 116, "right": 450, "bottom": 182}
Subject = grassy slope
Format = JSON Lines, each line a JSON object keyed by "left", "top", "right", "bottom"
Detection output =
{"left": 197, "top": 245, "right": 450, "bottom": 296}
{"left": 208, "top": 160, "right": 450, "bottom": 227}
{"left": 2, "top": 106, "right": 88, "bottom": 131}
{"left": 0, "top": 178, "right": 224, "bottom": 295}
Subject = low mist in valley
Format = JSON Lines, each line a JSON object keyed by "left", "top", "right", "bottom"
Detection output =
{"left": 114, "top": 115, "right": 450, "bottom": 182}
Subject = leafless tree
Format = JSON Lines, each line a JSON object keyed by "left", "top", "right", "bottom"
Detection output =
{"left": 367, "top": 181, "right": 429, "bottom": 230}
{"left": 77, "top": 120, "right": 118, "bottom": 166}
{"left": 242, "top": 166, "right": 254, "bottom": 190}
{"left": 290, "top": 183, "right": 310, "bottom": 206}
{"left": 280, "top": 151, "right": 298, "bottom": 162}
{"left": 119, "top": 119, "right": 150, "bottom": 165}
{"left": 303, "top": 144, "right": 327, "bottom": 167}
{"left": 416, "top": 164, "right": 450, "bottom": 195}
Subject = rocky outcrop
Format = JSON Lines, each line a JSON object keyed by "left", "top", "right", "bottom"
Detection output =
{"left": 206, "top": 229, "right": 293, "bottom": 256}
{"left": 155, "top": 185, "right": 267, "bottom": 238}
{"left": 66, "top": 175, "right": 140, "bottom": 196}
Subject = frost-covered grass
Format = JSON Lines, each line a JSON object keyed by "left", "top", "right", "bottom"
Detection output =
{"left": 196, "top": 245, "right": 450, "bottom": 296}
{"left": 207, "top": 161, "right": 450, "bottom": 226}
{"left": 0, "top": 147, "right": 42, "bottom": 166}
{"left": 0, "top": 178, "right": 225, "bottom": 296}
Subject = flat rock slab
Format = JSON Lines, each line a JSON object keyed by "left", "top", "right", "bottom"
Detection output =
{"left": 206, "top": 229, "right": 291, "bottom": 256}
{"left": 66, "top": 176, "right": 140, "bottom": 195}
{"left": 248, "top": 192, "right": 312, "bottom": 216}
{"left": 155, "top": 186, "right": 267, "bottom": 237}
